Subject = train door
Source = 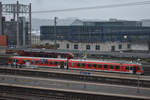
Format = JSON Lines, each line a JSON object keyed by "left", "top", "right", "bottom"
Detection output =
{"left": 58, "top": 61, "right": 63, "bottom": 69}
{"left": 133, "top": 66, "right": 136, "bottom": 74}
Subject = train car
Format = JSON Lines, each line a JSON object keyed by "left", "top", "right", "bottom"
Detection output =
{"left": 8, "top": 56, "right": 143, "bottom": 74}
{"left": 18, "top": 51, "right": 74, "bottom": 59}
{"left": 68, "top": 59, "right": 143, "bottom": 74}
{"left": 8, "top": 56, "right": 68, "bottom": 69}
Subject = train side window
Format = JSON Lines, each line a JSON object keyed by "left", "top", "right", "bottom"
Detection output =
{"left": 23, "top": 60, "right": 26, "bottom": 64}
{"left": 8, "top": 59, "right": 12, "bottom": 62}
{"left": 116, "top": 65, "right": 120, "bottom": 69}
{"left": 82, "top": 63, "right": 86, "bottom": 68}
{"left": 45, "top": 60, "right": 48, "bottom": 64}
{"left": 98, "top": 64, "right": 102, "bottom": 68}
{"left": 87, "top": 64, "right": 91, "bottom": 68}
{"left": 93, "top": 64, "right": 97, "bottom": 68}
{"left": 104, "top": 65, "right": 108, "bottom": 69}
{"left": 30, "top": 60, "right": 34, "bottom": 64}
{"left": 49, "top": 61, "right": 53, "bottom": 65}
{"left": 36, "top": 60, "right": 39, "bottom": 64}
{"left": 16, "top": 59, "right": 19, "bottom": 63}
{"left": 126, "top": 66, "right": 129, "bottom": 70}
{"left": 54, "top": 61, "right": 58, "bottom": 65}
{"left": 110, "top": 65, "right": 114, "bottom": 69}
{"left": 40, "top": 59, "right": 44, "bottom": 64}
{"left": 130, "top": 67, "right": 133, "bottom": 70}
{"left": 77, "top": 63, "right": 81, "bottom": 67}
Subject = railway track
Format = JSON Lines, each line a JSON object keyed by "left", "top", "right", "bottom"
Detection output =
{"left": 0, "top": 66, "right": 150, "bottom": 88}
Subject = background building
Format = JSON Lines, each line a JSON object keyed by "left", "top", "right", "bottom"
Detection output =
{"left": 2, "top": 17, "right": 29, "bottom": 47}
{"left": 40, "top": 19, "right": 150, "bottom": 51}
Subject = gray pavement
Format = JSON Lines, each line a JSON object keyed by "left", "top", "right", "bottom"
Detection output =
{"left": 0, "top": 74, "right": 150, "bottom": 99}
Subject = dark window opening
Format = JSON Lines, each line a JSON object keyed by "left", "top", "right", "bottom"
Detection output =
{"left": 93, "top": 64, "right": 97, "bottom": 68}
{"left": 49, "top": 61, "right": 53, "bottom": 65}
{"left": 36, "top": 61, "right": 39, "bottom": 64}
{"left": 45, "top": 60, "right": 48, "bottom": 64}
{"left": 86, "top": 45, "right": 90, "bottom": 50}
{"left": 82, "top": 63, "right": 86, "bottom": 67}
{"left": 54, "top": 62, "right": 58, "bottom": 65}
{"left": 74, "top": 44, "right": 78, "bottom": 49}
{"left": 98, "top": 64, "right": 103, "bottom": 68}
{"left": 127, "top": 44, "right": 131, "bottom": 49}
{"left": 95, "top": 45, "right": 100, "bottom": 50}
{"left": 104, "top": 65, "right": 108, "bottom": 69}
{"left": 118, "top": 44, "right": 122, "bottom": 49}
{"left": 87, "top": 64, "right": 91, "bottom": 68}
{"left": 125, "top": 66, "right": 129, "bottom": 70}
{"left": 77, "top": 63, "right": 81, "bottom": 67}
{"left": 110, "top": 65, "right": 114, "bottom": 69}
{"left": 116, "top": 66, "right": 120, "bottom": 69}
{"left": 66, "top": 44, "right": 69, "bottom": 49}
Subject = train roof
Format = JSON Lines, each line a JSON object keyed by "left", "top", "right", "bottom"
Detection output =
{"left": 21, "top": 49, "right": 73, "bottom": 54}
{"left": 70, "top": 59, "right": 141, "bottom": 65}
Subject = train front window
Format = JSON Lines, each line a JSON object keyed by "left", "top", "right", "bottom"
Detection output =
{"left": 136, "top": 66, "right": 140, "bottom": 71}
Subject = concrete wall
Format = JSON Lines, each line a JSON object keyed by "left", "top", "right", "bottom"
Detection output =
{"left": 131, "top": 42, "right": 149, "bottom": 51}
{"left": 40, "top": 40, "right": 131, "bottom": 52}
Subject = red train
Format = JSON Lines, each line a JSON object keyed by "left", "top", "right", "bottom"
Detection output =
{"left": 8, "top": 56, "right": 144, "bottom": 74}
{"left": 17, "top": 51, "right": 74, "bottom": 59}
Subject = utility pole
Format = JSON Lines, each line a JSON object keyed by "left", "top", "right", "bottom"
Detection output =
{"left": 29, "top": 3, "right": 32, "bottom": 48}
{"left": 16, "top": 1, "right": 19, "bottom": 48}
{"left": 0, "top": 2, "right": 2, "bottom": 35}
{"left": 54, "top": 17, "right": 57, "bottom": 50}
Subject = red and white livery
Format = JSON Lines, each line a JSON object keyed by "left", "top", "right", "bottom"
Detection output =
{"left": 8, "top": 56, "right": 144, "bottom": 74}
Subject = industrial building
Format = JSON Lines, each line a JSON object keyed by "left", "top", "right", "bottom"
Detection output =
{"left": 2, "top": 17, "right": 29, "bottom": 47}
{"left": 0, "top": 1, "right": 31, "bottom": 48}
{"left": 40, "top": 19, "right": 150, "bottom": 51}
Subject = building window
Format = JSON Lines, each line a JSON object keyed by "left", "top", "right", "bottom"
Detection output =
{"left": 118, "top": 44, "right": 122, "bottom": 49}
{"left": 66, "top": 44, "right": 69, "bottom": 49}
{"left": 127, "top": 44, "right": 131, "bottom": 49}
{"left": 95, "top": 45, "right": 100, "bottom": 50}
{"left": 111, "top": 46, "right": 115, "bottom": 51}
{"left": 74, "top": 44, "right": 78, "bottom": 49}
{"left": 86, "top": 45, "right": 90, "bottom": 50}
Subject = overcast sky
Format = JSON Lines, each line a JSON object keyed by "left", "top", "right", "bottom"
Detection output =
{"left": 1, "top": 0, "right": 150, "bottom": 20}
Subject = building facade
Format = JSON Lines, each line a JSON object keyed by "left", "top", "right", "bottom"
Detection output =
{"left": 2, "top": 17, "right": 29, "bottom": 47}
{"left": 40, "top": 19, "right": 150, "bottom": 51}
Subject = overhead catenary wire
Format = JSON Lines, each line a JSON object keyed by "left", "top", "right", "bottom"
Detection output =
{"left": 32, "top": 0, "right": 150, "bottom": 13}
